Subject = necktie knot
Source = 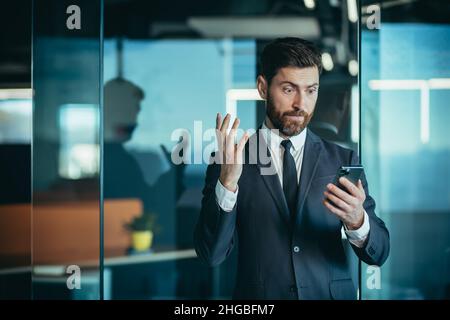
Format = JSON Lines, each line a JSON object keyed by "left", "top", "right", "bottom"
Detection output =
{"left": 281, "top": 139, "right": 293, "bottom": 152}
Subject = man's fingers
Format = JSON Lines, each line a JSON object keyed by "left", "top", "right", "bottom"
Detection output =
{"left": 225, "top": 117, "right": 240, "bottom": 145}
{"left": 357, "top": 179, "right": 364, "bottom": 192}
{"left": 324, "top": 191, "right": 351, "bottom": 212}
{"left": 326, "top": 183, "right": 356, "bottom": 206}
{"left": 237, "top": 132, "right": 249, "bottom": 153}
{"left": 225, "top": 131, "right": 248, "bottom": 165}
{"left": 215, "top": 113, "right": 248, "bottom": 164}
{"left": 226, "top": 118, "right": 240, "bottom": 153}
{"left": 231, "top": 117, "right": 240, "bottom": 130}
{"left": 215, "top": 128, "right": 224, "bottom": 152}
{"left": 215, "top": 113, "right": 224, "bottom": 151}
{"left": 323, "top": 199, "right": 345, "bottom": 219}
{"left": 220, "top": 113, "right": 231, "bottom": 134}
{"left": 216, "top": 113, "right": 231, "bottom": 153}
{"left": 339, "top": 177, "right": 366, "bottom": 201}
{"left": 357, "top": 179, "right": 366, "bottom": 201}
{"left": 226, "top": 118, "right": 240, "bottom": 146}
{"left": 339, "top": 177, "right": 361, "bottom": 197}
{"left": 216, "top": 113, "right": 221, "bottom": 130}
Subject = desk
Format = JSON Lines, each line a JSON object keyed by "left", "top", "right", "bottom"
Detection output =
{"left": 32, "top": 248, "right": 197, "bottom": 272}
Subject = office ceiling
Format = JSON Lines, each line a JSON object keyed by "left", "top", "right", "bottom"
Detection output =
{"left": 0, "top": 0, "right": 449, "bottom": 87}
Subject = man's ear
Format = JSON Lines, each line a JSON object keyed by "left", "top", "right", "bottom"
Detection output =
{"left": 256, "top": 75, "right": 268, "bottom": 100}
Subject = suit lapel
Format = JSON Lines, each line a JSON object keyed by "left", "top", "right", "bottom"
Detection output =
{"left": 247, "top": 127, "right": 291, "bottom": 225}
{"left": 295, "top": 129, "right": 323, "bottom": 223}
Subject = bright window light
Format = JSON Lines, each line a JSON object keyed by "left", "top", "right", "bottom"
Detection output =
{"left": 368, "top": 78, "right": 450, "bottom": 144}
{"left": 226, "top": 88, "right": 263, "bottom": 120}
{"left": 59, "top": 104, "right": 99, "bottom": 179}
{"left": 0, "top": 89, "right": 32, "bottom": 100}
{"left": 428, "top": 78, "right": 450, "bottom": 89}
{"left": 0, "top": 99, "right": 32, "bottom": 143}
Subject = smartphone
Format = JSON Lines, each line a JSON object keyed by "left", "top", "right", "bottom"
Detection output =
{"left": 334, "top": 165, "right": 364, "bottom": 189}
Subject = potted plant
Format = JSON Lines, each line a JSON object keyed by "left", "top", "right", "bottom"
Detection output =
{"left": 125, "top": 214, "right": 157, "bottom": 252}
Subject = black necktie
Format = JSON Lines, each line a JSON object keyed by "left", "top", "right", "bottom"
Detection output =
{"left": 281, "top": 139, "right": 298, "bottom": 220}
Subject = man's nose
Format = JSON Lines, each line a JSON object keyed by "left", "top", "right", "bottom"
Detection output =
{"left": 292, "top": 92, "right": 304, "bottom": 109}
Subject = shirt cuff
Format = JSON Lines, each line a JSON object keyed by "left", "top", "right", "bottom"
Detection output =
{"left": 344, "top": 210, "right": 370, "bottom": 248}
{"left": 215, "top": 179, "right": 238, "bottom": 212}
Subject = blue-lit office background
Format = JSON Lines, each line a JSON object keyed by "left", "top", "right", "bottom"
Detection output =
{"left": 361, "top": 22, "right": 450, "bottom": 299}
{"left": 0, "top": 0, "right": 449, "bottom": 300}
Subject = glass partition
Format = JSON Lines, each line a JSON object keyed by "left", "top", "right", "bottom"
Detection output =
{"left": 103, "top": 38, "right": 243, "bottom": 299}
{"left": 32, "top": 0, "right": 102, "bottom": 299}
{"left": 360, "top": 0, "right": 450, "bottom": 299}
{"left": 0, "top": 89, "right": 32, "bottom": 299}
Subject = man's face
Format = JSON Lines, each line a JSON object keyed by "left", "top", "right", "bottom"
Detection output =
{"left": 261, "top": 66, "right": 319, "bottom": 137}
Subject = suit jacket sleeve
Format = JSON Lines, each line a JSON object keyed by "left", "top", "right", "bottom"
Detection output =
{"left": 349, "top": 151, "right": 390, "bottom": 266}
{"left": 194, "top": 153, "right": 237, "bottom": 267}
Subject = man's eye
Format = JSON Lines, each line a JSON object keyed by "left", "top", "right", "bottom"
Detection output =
{"left": 308, "top": 88, "right": 317, "bottom": 94}
{"left": 283, "top": 87, "right": 294, "bottom": 93}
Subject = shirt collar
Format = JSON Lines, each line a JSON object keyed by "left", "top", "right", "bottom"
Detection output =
{"left": 261, "top": 119, "right": 307, "bottom": 152}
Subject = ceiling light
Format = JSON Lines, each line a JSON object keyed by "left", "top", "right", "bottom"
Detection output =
{"left": 348, "top": 60, "right": 358, "bottom": 76}
{"left": 321, "top": 53, "right": 334, "bottom": 71}
{"left": 304, "top": 0, "right": 316, "bottom": 10}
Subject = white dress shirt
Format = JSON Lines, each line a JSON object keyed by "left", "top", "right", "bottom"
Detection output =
{"left": 215, "top": 121, "right": 370, "bottom": 248}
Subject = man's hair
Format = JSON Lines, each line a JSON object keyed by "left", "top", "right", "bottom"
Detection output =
{"left": 260, "top": 37, "right": 323, "bottom": 84}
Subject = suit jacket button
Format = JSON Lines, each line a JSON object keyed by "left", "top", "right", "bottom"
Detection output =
{"left": 293, "top": 246, "right": 300, "bottom": 253}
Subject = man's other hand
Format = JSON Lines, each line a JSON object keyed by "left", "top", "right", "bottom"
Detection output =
{"left": 322, "top": 177, "right": 366, "bottom": 230}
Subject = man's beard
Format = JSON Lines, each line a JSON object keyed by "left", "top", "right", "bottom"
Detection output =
{"left": 266, "top": 93, "right": 314, "bottom": 137}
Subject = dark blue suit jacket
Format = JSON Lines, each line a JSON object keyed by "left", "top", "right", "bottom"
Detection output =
{"left": 194, "top": 128, "right": 390, "bottom": 300}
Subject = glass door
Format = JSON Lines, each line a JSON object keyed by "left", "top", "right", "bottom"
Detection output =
{"left": 32, "top": 0, "right": 103, "bottom": 299}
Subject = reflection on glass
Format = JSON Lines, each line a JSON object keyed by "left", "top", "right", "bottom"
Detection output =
{"left": 361, "top": 1, "right": 450, "bottom": 299}
{"left": 0, "top": 94, "right": 32, "bottom": 299}
{"left": 103, "top": 39, "right": 234, "bottom": 299}
{"left": 310, "top": 81, "right": 357, "bottom": 149}
{"left": 103, "top": 32, "right": 360, "bottom": 299}
{"left": 0, "top": 99, "right": 32, "bottom": 144}
{"left": 59, "top": 104, "right": 99, "bottom": 179}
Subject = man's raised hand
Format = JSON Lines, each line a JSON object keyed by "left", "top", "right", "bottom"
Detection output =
{"left": 216, "top": 113, "right": 249, "bottom": 192}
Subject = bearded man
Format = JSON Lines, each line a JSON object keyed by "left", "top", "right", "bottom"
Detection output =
{"left": 194, "top": 37, "right": 390, "bottom": 300}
